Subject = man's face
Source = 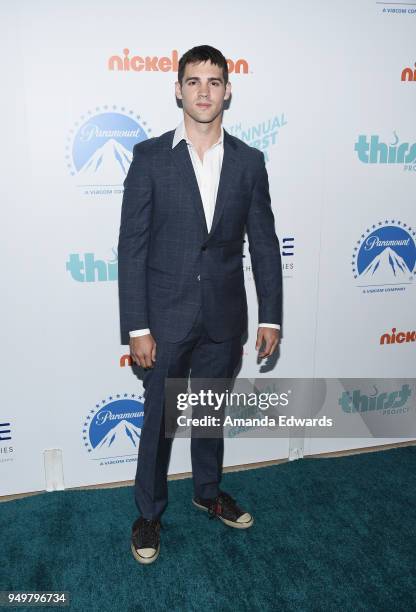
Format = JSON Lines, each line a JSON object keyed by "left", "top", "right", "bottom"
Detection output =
{"left": 175, "top": 60, "right": 231, "bottom": 124}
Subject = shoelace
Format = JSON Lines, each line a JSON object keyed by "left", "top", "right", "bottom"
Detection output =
{"left": 136, "top": 519, "right": 161, "bottom": 546}
{"left": 207, "top": 492, "right": 236, "bottom": 520}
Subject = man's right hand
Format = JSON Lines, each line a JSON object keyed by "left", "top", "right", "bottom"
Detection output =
{"left": 130, "top": 334, "right": 157, "bottom": 369}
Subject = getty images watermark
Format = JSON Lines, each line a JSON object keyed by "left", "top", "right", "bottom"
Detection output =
{"left": 164, "top": 378, "right": 416, "bottom": 438}
{"left": 175, "top": 387, "right": 332, "bottom": 429}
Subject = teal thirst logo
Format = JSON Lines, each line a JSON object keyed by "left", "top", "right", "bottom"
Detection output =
{"left": 65, "top": 106, "right": 150, "bottom": 195}
{"left": 339, "top": 384, "right": 411, "bottom": 415}
{"left": 354, "top": 132, "right": 416, "bottom": 171}
{"left": 66, "top": 248, "right": 118, "bottom": 282}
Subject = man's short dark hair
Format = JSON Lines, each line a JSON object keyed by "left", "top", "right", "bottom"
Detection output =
{"left": 178, "top": 45, "right": 229, "bottom": 85}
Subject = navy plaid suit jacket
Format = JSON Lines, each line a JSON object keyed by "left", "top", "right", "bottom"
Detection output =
{"left": 118, "top": 128, "right": 282, "bottom": 343}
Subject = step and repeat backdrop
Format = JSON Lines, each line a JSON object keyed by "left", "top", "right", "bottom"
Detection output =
{"left": 1, "top": 0, "right": 415, "bottom": 496}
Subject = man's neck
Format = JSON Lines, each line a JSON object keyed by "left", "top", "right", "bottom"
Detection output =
{"left": 183, "top": 114, "right": 222, "bottom": 151}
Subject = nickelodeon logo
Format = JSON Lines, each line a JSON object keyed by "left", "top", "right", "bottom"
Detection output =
{"left": 380, "top": 327, "right": 415, "bottom": 345}
{"left": 120, "top": 354, "right": 134, "bottom": 367}
{"left": 108, "top": 49, "right": 249, "bottom": 74}
{"left": 401, "top": 62, "right": 416, "bottom": 81}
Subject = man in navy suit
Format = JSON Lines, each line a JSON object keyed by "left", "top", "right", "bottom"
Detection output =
{"left": 118, "top": 45, "right": 282, "bottom": 564}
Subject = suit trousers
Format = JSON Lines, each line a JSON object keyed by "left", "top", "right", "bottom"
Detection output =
{"left": 134, "top": 308, "right": 243, "bottom": 519}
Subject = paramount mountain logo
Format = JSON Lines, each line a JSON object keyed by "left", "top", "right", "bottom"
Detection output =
{"left": 354, "top": 131, "right": 416, "bottom": 172}
{"left": 362, "top": 247, "right": 409, "bottom": 279}
{"left": 79, "top": 138, "right": 132, "bottom": 181}
{"left": 351, "top": 220, "right": 416, "bottom": 294}
{"left": 83, "top": 394, "right": 144, "bottom": 466}
{"left": 66, "top": 106, "right": 150, "bottom": 195}
{"left": 97, "top": 420, "right": 141, "bottom": 452}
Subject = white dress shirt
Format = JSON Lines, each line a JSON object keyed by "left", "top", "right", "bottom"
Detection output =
{"left": 129, "top": 121, "right": 280, "bottom": 338}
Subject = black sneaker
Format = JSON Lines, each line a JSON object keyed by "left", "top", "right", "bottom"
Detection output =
{"left": 192, "top": 490, "right": 254, "bottom": 529}
{"left": 131, "top": 516, "right": 161, "bottom": 564}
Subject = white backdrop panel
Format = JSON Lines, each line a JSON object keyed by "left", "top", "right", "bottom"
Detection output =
{"left": 1, "top": 0, "right": 414, "bottom": 496}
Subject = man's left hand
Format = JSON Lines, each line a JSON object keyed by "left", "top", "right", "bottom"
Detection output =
{"left": 256, "top": 327, "right": 280, "bottom": 358}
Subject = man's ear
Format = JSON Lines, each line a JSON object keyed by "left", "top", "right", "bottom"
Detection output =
{"left": 224, "top": 81, "right": 231, "bottom": 100}
{"left": 175, "top": 80, "right": 183, "bottom": 100}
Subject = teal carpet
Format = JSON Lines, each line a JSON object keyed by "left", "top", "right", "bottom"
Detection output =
{"left": 1, "top": 446, "right": 416, "bottom": 611}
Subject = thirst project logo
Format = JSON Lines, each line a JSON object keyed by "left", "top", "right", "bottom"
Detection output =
{"left": 65, "top": 106, "right": 150, "bottom": 194}
{"left": 339, "top": 384, "right": 411, "bottom": 415}
{"left": 354, "top": 132, "right": 416, "bottom": 171}
{"left": 66, "top": 248, "right": 118, "bottom": 282}
{"left": 351, "top": 220, "right": 416, "bottom": 293}
{"left": 83, "top": 394, "right": 144, "bottom": 466}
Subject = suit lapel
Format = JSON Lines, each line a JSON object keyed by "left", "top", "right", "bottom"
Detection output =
{"left": 209, "top": 129, "right": 238, "bottom": 238}
{"left": 171, "top": 137, "right": 208, "bottom": 236}
{"left": 170, "top": 128, "right": 238, "bottom": 239}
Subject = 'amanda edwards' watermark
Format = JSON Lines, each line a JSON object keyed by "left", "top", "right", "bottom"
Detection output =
{"left": 164, "top": 378, "right": 415, "bottom": 438}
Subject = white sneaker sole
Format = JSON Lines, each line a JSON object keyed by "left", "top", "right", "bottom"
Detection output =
{"left": 131, "top": 542, "right": 160, "bottom": 565}
{"left": 192, "top": 499, "right": 254, "bottom": 529}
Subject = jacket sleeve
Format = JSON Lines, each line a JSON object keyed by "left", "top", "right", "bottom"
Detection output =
{"left": 246, "top": 150, "right": 283, "bottom": 326}
{"left": 117, "top": 143, "right": 153, "bottom": 336}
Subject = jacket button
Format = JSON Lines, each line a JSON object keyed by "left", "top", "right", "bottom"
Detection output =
{"left": 201, "top": 246, "right": 207, "bottom": 251}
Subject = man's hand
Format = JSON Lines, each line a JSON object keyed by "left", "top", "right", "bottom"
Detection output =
{"left": 130, "top": 334, "right": 157, "bottom": 369}
{"left": 255, "top": 327, "right": 280, "bottom": 358}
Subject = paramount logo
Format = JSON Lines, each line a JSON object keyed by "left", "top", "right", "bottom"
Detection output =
{"left": 95, "top": 409, "right": 143, "bottom": 425}
{"left": 77, "top": 139, "right": 132, "bottom": 182}
{"left": 67, "top": 106, "right": 149, "bottom": 192}
{"left": 78, "top": 124, "right": 143, "bottom": 141}
{"left": 361, "top": 247, "right": 411, "bottom": 282}
{"left": 83, "top": 395, "right": 145, "bottom": 461}
{"left": 95, "top": 420, "right": 142, "bottom": 452}
{"left": 351, "top": 220, "right": 416, "bottom": 290}
{"left": 364, "top": 236, "right": 410, "bottom": 249}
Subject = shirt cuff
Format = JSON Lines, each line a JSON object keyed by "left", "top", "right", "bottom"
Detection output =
{"left": 131, "top": 325, "right": 280, "bottom": 336}
{"left": 129, "top": 328, "right": 151, "bottom": 338}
